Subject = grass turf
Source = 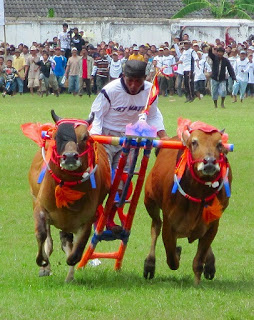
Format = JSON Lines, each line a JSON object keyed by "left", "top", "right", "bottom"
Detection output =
{"left": 0, "top": 93, "right": 253, "bottom": 320}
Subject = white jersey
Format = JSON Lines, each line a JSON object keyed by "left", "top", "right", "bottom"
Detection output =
{"left": 58, "top": 31, "right": 70, "bottom": 49}
{"left": 194, "top": 59, "right": 211, "bottom": 81}
{"left": 162, "top": 55, "right": 176, "bottom": 75}
{"left": 109, "top": 59, "right": 122, "bottom": 78}
{"left": 179, "top": 48, "right": 199, "bottom": 72}
{"left": 234, "top": 58, "right": 249, "bottom": 82}
{"left": 248, "top": 61, "right": 254, "bottom": 84}
{"left": 90, "top": 78, "right": 165, "bottom": 135}
{"left": 153, "top": 55, "right": 164, "bottom": 69}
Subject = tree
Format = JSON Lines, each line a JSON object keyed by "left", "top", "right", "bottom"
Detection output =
{"left": 172, "top": 0, "right": 254, "bottom": 19}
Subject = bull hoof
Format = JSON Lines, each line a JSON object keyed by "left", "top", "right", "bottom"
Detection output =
{"left": 67, "top": 253, "right": 81, "bottom": 266}
{"left": 204, "top": 264, "right": 216, "bottom": 280}
{"left": 144, "top": 257, "right": 155, "bottom": 280}
{"left": 39, "top": 268, "right": 51, "bottom": 277}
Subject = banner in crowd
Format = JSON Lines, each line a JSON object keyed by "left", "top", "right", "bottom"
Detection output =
{"left": 0, "top": 0, "right": 5, "bottom": 26}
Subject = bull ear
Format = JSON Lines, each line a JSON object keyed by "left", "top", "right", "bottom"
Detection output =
{"left": 182, "top": 130, "right": 190, "bottom": 146}
{"left": 51, "top": 110, "right": 62, "bottom": 123}
{"left": 85, "top": 112, "right": 95, "bottom": 126}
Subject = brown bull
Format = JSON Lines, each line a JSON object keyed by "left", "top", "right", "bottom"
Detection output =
{"left": 28, "top": 110, "right": 110, "bottom": 282}
{"left": 144, "top": 123, "right": 232, "bottom": 284}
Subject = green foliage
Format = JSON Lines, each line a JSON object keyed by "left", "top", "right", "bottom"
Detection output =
{"left": 0, "top": 94, "right": 254, "bottom": 319}
{"left": 172, "top": 0, "right": 253, "bottom": 19}
{"left": 48, "top": 8, "right": 55, "bottom": 18}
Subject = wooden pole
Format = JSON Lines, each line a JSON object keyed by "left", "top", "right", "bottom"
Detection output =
{"left": 3, "top": 24, "right": 7, "bottom": 59}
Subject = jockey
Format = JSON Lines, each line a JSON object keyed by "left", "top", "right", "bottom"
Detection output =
{"left": 89, "top": 60, "right": 168, "bottom": 231}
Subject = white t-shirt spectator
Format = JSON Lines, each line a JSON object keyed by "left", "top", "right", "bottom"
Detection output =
{"left": 58, "top": 31, "right": 71, "bottom": 49}
{"left": 153, "top": 55, "right": 164, "bottom": 69}
{"left": 248, "top": 62, "right": 254, "bottom": 84}
{"left": 194, "top": 59, "right": 211, "bottom": 82}
{"left": 234, "top": 58, "right": 249, "bottom": 82}
{"left": 109, "top": 59, "right": 122, "bottom": 78}
{"left": 162, "top": 55, "right": 175, "bottom": 76}
{"left": 179, "top": 48, "right": 199, "bottom": 72}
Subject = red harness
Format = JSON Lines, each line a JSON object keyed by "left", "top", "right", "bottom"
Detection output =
{"left": 42, "top": 119, "right": 97, "bottom": 187}
{"left": 173, "top": 148, "right": 230, "bottom": 204}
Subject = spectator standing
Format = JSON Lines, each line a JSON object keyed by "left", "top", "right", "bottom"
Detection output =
{"left": 177, "top": 40, "right": 199, "bottom": 102}
{"left": 208, "top": 45, "right": 236, "bottom": 108}
{"left": 2, "top": 60, "right": 21, "bottom": 97}
{"left": 247, "top": 54, "right": 254, "bottom": 97}
{"left": 12, "top": 48, "right": 25, "bottom": 94}
{"left": 227, "top": 48, "right": 238, "bottom": 94}
{"left": 58, "top": 23, "right": 71, "bottom": 59}
{"left": 35, "top": 52, "right": 57, "bottom": 96}
{"left": 109, "top": 52, "right": 123, "bottom": 81}
{"left": 194, "top": 51, "right": 211, "bottom": 99}
{"left": 175, "top": 47, "right": 184, "bottom": 97}
{"left": 92, "top": 48, "right": 110, "bottom": 93}
{"left": 79, "top": 46, "right": 94, "bottom": 97}
{"left": 128, "top": 46, "right": 145, "bottom": 61}
{"left": 25, "top": 46, "right": 40, "bottom": 95}
{"left": 0, "top": 56, "right": 6, "bottom": 90}
{"left": 53, "top": 47, "right": 67, "bottom": 93}
{"left": 65, "top": 47, "right": 81, "bottom": 95}
{"left": 71, "top": 28, "right": 85, "bottom": 53}
{"left": 232, "top": 50, "right": 249, "bottom": 103}
{"left": 160, "top": 47, "right": 176, "bottom": 97}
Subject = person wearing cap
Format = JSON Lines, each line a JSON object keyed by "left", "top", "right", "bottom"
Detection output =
{"left": 53, "top": 47, "right": 67, "bottom": 93}
{"left": 89, "top": 60, "right": 167, "bottom": 232}
{"left": 78, "top": 46, "right": 94, "bottom": 97}
{"left": 176, "top": 40, "right": 199, "bottom": 102}
{"left": 208, "top": 44, "right": 236, "bottom": 108}
{"left": 128, "top": 46, "right": 145, "bottom": 62}
{"left": 109, "top": 52, "right": 122, "bottom": 81}
{"left": 58, "top": 23, "right": 71, "bottom": 59}
{"left": 232, "top": 50, "right": 249, "bottom": 103}
{"left": 24, "top": 46, "right": 40, "bottom": 95}
{"left": 64, "top": 47, "right": 81, "bottom": 95}
{"left": 12, "top": 48, "right": 25, "bottom": 94}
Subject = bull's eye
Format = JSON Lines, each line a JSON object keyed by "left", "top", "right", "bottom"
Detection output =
{"left": 191, "top": 139, "right": 198, "bottom": 149}
{"left": 217, "top": 142, "right": 223, "bottom": 151}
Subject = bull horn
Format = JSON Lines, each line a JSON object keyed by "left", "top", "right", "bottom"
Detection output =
{"left": 51, "top": 109, "right": 62, "bottom": 123}
{"left": 85, "top": 112, "right": 95, "bottom": 126}
{"left": 187, "top": 125, "right": 191, "bottom": 132}
{"left": 220, "top": 128, "right": 225, "bottom": 134}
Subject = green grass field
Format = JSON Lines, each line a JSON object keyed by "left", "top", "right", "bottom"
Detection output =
{"left": 0, "top": 93, "right": 253, "bottom": 320}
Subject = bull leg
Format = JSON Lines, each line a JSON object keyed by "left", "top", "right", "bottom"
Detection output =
{"left": 59, "top": 231, "right": 74, "bottom": 283}
{"left": 66, "top": 223, "right": 93, "bottom": 278}
{"left": 193, "top": 221, "right": 219, "bottom": 285}
{"left": 162, "top": 219, "right": 181, "bottom": 271}
{"left": 34, "top": 205, "right": 50, "bottom": 272}
{"left": 144, "top": 199, "right": 161, "bottom": 279}
{"left": 204, "top": 247, "right": 216, "bottom": 280}
{"left": 39, "top": 224, "right": 53, "bottom": 277}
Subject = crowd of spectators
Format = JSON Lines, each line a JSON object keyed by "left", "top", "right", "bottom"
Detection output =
{"left": 0, "top": 24, "right": 254, "bottom": 105}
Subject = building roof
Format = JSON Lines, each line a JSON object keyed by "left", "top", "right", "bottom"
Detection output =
{"left": 4, "top": 0, "right": 210, "bottom": 19}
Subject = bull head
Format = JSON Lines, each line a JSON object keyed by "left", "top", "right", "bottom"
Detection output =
{"left": 184, "top": 130, "right": 226, "bottom": 179}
